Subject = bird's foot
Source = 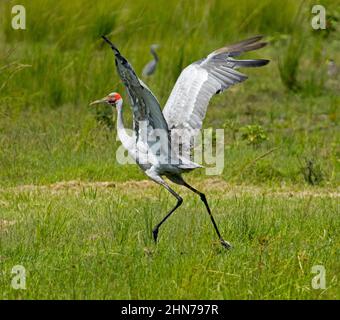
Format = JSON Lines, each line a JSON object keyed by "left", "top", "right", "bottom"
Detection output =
{"left": 220, "top": 238, "right": 232, "bottom": 249}
{"left": 152, "top": 228, "right": 159, "bottom": 243}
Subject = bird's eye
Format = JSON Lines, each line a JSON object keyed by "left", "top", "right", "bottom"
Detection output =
{"left": 108, "top": 99, "right": 116, "bottom": 105}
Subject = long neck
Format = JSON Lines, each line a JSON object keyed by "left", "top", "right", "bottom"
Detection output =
{"left": 115, "top": 100, "right": 132, "bottom": 150}
{"left": 151, "top": 48, "right": 158, "bottom": 62}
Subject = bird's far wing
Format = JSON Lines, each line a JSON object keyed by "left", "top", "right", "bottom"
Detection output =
{"left": 102, "top": 36, "right": 169, "bottom": 140}
{"left": 162, "top": 35, "right": 269, "bottom": 157}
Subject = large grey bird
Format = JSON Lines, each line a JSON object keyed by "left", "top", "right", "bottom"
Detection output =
{"left": 142, "top": 44, "right": 160, "bottom": 77}
{"left": 90, "top": 35, "right": 269, "bottom": 249}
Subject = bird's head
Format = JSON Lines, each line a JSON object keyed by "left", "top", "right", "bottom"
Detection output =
{"left": 90, "top": 92, "right": 123, "bottom": 108}
{"left": 151, "top": 44, "right": 160, "bottom": 50}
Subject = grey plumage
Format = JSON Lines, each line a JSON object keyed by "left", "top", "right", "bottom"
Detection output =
{"left": 102, "top": 37, "right": 168, "bottom": 132}
{"left": 163, "top": 36, "right": 269, "bottom": 155}
{"left": 97, "top": 35, "right": 269, "bottom": 249}
{"left": 142, "top": 44, "right": 160, "bottom": 77}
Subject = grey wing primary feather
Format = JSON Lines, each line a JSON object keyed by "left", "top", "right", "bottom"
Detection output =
{"left": 163, "top": 35, "right": 269, "bottom": 158}
{"left": 102, "top": 36, "right": 169, "bottom": 137}
{"left": 211, "top": 35, "right": 267, "bottom": 57}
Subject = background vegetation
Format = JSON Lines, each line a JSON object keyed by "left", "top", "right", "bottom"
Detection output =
{"left": 0, "top": 0, "right": 339, "bottom": 299}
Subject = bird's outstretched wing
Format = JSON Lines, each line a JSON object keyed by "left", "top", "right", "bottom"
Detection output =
{"left": 163, "top": 35, "right": 269, "bottom": 157}
{"left": 102, "top": 36, "right": 169, "bottom": 141}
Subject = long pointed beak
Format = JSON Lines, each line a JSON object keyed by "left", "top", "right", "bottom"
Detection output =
{"left": 89, "top": 97, "right": 107, "bottom": 106}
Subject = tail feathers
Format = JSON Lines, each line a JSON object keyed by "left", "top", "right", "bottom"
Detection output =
{"left": 178, "top": 158, "right": 204, "bottom": 170}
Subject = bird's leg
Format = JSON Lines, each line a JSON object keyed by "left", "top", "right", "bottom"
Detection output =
{"left": 146, "top": 172, "right": 183, "bottom": 243}
{"left": 152, "top": 189, "right": 182, "bottom": 243}
{"left": 182, "top": 181, "right": 231, "bottom": 249}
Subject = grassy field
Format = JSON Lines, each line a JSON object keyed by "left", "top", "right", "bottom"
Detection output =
{"left": 0, "top": 181, "right": 339, "bottom": 299}
{"left": 0, "top": 0, "right": 339, "bottom": 299}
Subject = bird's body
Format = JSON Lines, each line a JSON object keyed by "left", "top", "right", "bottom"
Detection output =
{"left": 91, "top": 35, "right": 269, "bottom": 248}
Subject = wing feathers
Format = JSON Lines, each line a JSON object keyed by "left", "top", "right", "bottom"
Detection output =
{"left": 210, "top": 35, "right": 267, "bottom": 57}
{"left": 102, "top": 36, "right": 169, "bottom": 143}
{"left": 231, "top": 59, "right": 270, "bottom": 68}
{"left": 163, "top": 36, "right": 269, "bottom": 157}
{"left": 223, "top": 35, "right": 264, "bottom": 49}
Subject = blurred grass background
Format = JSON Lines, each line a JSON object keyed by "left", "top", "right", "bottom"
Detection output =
{"left": 0, "top": 0, "right": 339, "bottom": 186}
{"left": 0, "top": 0, "right": 339, "bottom": 300}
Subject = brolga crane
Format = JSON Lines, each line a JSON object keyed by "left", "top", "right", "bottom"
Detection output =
{"left": 142, "top": 44, "right": 160, "bottom": 77}
{"left": 90, "top": 35, "right": 269, "bottom": 249}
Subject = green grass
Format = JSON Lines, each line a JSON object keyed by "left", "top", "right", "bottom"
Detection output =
{"left": 0, "top": 0, "right": 339, "bottom": 299}
{"left": 1, "top": 183, "right": 339, "bottom": 299}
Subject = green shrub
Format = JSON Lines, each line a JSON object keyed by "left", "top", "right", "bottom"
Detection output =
{"left": 240, "top": 124, "right": 268, "bottom": 147}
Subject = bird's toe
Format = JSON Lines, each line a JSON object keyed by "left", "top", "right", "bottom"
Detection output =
{"left": 220, "top": 239, "right": 232, "bottom": 249}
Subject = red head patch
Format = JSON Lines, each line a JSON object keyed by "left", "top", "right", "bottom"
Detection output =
{"left": 107, "top": 92, "right": 122, "bottom": 104}
{"left": 113, "top": 93, "right": 122, "bottom": 101}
